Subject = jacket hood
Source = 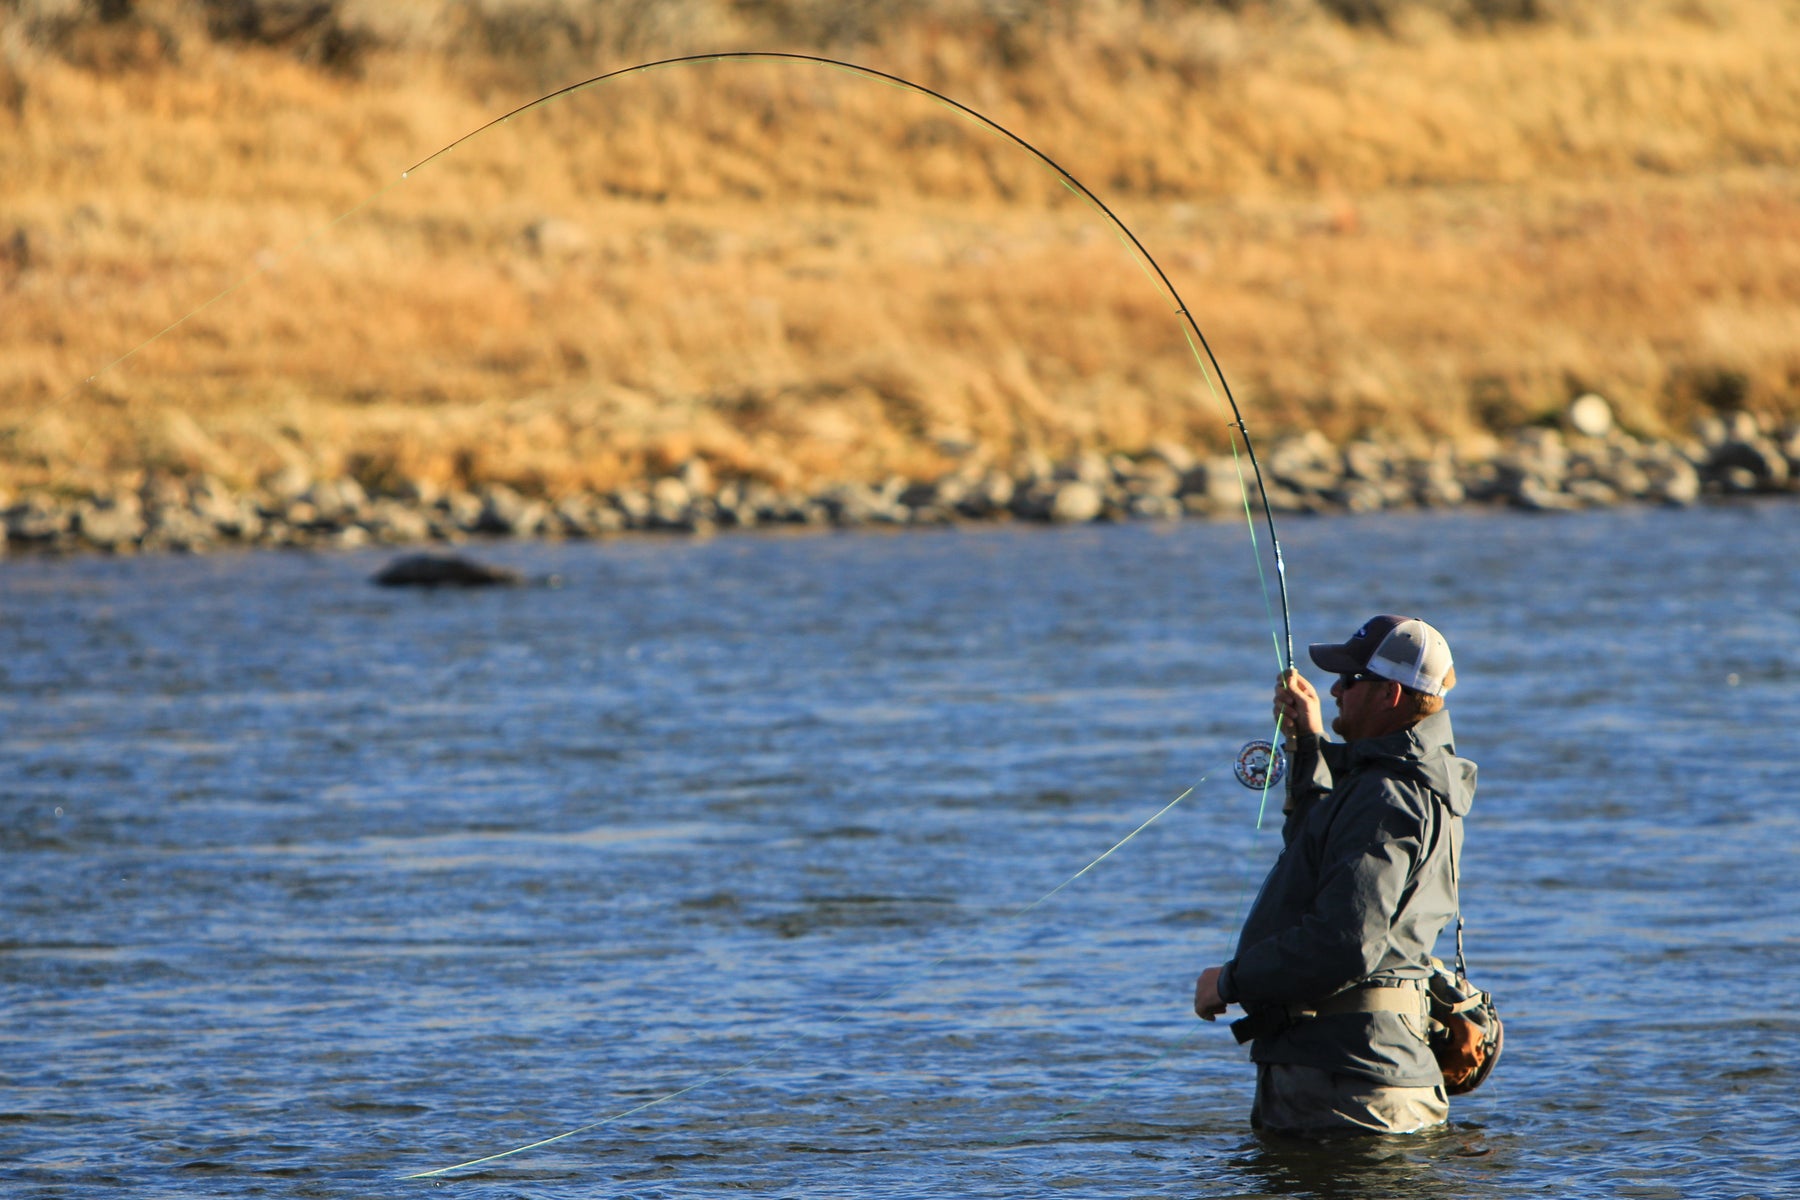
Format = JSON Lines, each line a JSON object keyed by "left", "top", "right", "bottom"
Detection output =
{"left": 1347, "top": 708, "right": 1477, "bottom": 817}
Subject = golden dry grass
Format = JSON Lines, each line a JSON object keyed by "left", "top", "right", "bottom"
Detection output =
{"left": 3, "top": 0, "right": 1799, "bottom": 498}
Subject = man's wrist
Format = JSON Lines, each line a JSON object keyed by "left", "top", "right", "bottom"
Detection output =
{"left": 1217, "top": 961, "right": 1239, "bottom": 1005}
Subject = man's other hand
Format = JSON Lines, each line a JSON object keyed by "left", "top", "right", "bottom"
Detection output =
{"left": 1194, "top": 966, "right": 1228, "bottom": 1021}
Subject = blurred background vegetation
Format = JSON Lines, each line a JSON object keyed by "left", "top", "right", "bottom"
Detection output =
{"left": 3, "top": 0, "right": 1797, "bottom": 496}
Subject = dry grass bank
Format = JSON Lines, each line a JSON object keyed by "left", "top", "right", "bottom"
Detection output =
{"left": 3, "top": 0, "right": 1799, "bottom": 497}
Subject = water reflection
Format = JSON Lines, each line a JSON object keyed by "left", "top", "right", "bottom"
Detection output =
{"left": 1207, "top": 1126, "right": 1506, "bottom": 1200}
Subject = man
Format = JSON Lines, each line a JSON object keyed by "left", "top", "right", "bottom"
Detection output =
{"left": 1193, "top": 614, "right": 1477, "bottom": 1136}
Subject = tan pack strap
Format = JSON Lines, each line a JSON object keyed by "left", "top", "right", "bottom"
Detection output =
{"left": 1442, "top": 799, "right": 1469, "bottom": 980}
{"left": 1290, "top": 980, "right": 1427, "bottom": 1020}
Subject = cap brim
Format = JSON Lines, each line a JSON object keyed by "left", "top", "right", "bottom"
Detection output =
{"left": 1308, "top": 642, "right": 1365, "bottom": 674}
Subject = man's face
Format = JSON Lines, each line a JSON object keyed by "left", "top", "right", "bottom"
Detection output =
{"left": 1330, "top": 671, "right": 1392, "bottom": 741}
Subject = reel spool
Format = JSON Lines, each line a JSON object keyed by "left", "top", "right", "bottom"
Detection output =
{"left": 1234, "top": 739, "right": 1286, "bottom": 791}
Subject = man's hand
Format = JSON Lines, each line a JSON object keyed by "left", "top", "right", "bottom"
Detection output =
{"left": 1194, "top": 966, "right": 1228, "bottom": 1021}
{"left": 1274, "top": 669, "right": 1323, "bottom": 740}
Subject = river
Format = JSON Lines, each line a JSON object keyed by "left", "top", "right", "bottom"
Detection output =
{"left": 3, "top": 501, "right": 1795, "bottom": 1198}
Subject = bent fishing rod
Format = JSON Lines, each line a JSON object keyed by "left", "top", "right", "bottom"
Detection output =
{"left": 48, "top": 47, "right": 1304, "bottom": 1173}
{"left": 400, "top": 50, "right": 1296, "bottom": 672}
{"left": 384, "top": 55, "right": 1304, "bottom": 1179}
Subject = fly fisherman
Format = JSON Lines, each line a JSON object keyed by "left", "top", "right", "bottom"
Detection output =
{"left": 1192, "top": 615, "right": 1476, "bottom": 1135}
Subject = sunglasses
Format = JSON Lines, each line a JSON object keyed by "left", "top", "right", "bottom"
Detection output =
{"left": 1337, "top": 671, "right": 1381, "bottom": 689}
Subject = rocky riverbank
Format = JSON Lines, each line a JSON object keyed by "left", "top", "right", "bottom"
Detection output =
{"left": 6, "top": 402, "right": 1796, "bottom": 557}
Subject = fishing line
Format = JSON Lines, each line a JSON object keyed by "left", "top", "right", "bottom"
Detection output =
{"left": 815, "top": 722, "right": 1285, "bottom": 1194}
{"left": 404, "top": 777, "right": 1207, "bottom": 1179}
{"left": 43, "top": 47, "right": 1306, "bottom": 1174}
{"left": 349, "top": 52, "right": 1300, "bottom": 1177}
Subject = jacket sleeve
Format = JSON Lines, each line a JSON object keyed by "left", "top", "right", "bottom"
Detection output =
{"left": 1281, "top": 734, "right": 1337, "bottom": 843}
{"left": 1230, "top": 779, "right": 1434, "bottom": 1005}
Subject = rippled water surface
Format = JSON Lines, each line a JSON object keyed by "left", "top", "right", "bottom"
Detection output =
{"left": 3, "top": 504, "right": 1796, "bottom": 1199}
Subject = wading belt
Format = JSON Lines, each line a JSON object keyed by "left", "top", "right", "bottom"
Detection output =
{"left": 1231, "top": 978, "right": 1428, "bottom": 1045}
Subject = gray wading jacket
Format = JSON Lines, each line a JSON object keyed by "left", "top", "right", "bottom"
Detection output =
{"left": 1217, "top": 709, "right": 1477, "bottom": 1087}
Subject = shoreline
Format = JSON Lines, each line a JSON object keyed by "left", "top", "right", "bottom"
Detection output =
{"left": 5, "top": 404, "right": 1795, "bottom": 559}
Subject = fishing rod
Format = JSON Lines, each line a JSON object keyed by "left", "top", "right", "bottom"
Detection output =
{"left": 36, "top": 44, "right": 1302, "bottom": 1175}
{"left": 385, "top": 53, "right": 1300, "bottom": 1179}
{"left": 400, "top": 50, "right": 1297, "bottom": 673}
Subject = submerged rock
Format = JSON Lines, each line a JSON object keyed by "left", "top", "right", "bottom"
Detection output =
{"left": 371, "top": 553, "right": 523, "bottom": 588}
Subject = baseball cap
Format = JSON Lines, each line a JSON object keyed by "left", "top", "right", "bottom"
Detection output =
{"left": 1308, "top": 614, "right": 1455, "bottom": 697}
